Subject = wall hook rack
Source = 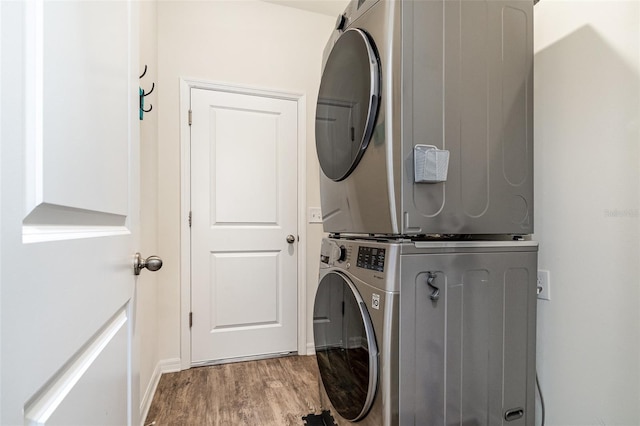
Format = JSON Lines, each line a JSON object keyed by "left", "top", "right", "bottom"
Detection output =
{"left": 139, "top": 65, "right": 155, "bottom": 120}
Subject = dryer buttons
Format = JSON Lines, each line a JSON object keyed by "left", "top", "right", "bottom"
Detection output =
{"left": 357, "top": 246, "right": 386, "bottom": 272}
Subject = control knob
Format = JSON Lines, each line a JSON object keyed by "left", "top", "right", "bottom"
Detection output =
{"left": 338, "top": 245, "right": 347, "bottom": 262}
{"left": 335, "top": 14, "right": 347, "bottom": 31}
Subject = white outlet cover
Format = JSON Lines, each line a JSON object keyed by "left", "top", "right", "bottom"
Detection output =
{"left": 537, "top": 270, "right": 551, "bottom": 301}
{"left": 308, "top": 207, "right": 322, "bottom": 223}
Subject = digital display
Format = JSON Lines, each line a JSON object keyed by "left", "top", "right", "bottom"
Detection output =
{"left": 357, "top": 246, "right": 385, "bottom": 272}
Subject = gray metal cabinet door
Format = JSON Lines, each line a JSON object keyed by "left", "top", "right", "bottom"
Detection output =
{"left": 399, "top": 250, "right": 537, "bottom": 426}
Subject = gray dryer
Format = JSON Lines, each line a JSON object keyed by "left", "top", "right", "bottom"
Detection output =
{"left": 315, "top": 0, "right": 534, "bottom": 236}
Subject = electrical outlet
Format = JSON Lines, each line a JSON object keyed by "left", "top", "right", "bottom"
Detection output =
{"left": 308, "top": 207, "right": 323, "bottom": 223}
{"left": 537, "top": 270, "right": 551, "bottom": 301}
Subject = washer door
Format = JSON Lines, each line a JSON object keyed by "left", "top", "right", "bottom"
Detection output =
{"left": 313, "top": 271, "right": 379, "bottom": 421}
{"left": 315, "top": 28, "right": 381, "bottom": 182}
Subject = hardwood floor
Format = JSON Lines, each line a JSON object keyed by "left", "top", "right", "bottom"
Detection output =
{"left": 144, "top": 355, "right": 322, "bottom": 426}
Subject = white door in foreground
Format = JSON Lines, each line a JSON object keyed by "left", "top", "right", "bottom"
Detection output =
{"left": 1, "top": 1, "right": 140, "bottom": 424}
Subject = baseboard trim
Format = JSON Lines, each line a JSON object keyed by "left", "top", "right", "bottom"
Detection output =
{"left": 159, "top": 357, "right": 182, "bottom": 374}
{"left": 306, "top": 342, "right": 316, "bottom": 355}
{"left": 139, "top": 358, "right": 182, "bottom": 426}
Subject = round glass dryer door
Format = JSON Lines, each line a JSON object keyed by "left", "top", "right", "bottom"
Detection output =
{"left": 313, "top": 271, "right": 378, "bottom": 421}
{"left": 315, "top": 28, "right": 381, "bottom": 182}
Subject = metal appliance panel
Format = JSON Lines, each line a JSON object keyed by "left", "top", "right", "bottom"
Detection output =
{"left": 398, "top": 244, "right": 538, "bottom": 426}
{"left": 401, "top": 0, "right": 534, "bottom": 234}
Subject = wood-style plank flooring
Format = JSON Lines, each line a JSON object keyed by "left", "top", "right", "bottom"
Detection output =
{"left": 144, "top": 355, "right": 322, "bottom": 426}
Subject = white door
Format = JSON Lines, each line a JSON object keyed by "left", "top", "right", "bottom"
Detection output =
{"left": 1, "top": 1, "right": 140, "bottom": 425}
{"left": 190, "top": 88, "right": 298, "bottom": 364}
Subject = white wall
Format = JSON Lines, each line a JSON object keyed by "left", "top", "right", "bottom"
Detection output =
{"left": 156, "top": 1, "right": 334, "bottom": 363}
{"left": 534, "top": 1, "right": 640, "bottom": 424}
{"left": 137, "top": 0, "right": 160, "bottom": 419}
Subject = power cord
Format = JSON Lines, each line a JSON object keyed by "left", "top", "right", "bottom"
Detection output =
{"left": 536, "top": 371, "right": 546, "bottom": 426}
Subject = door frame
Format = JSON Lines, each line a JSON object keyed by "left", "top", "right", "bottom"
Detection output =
{"left": 178, "top": 77, "right": 307, "bottom": 370}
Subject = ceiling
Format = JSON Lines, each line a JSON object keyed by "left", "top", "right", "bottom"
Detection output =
{"left": 262, "top": 0, "right": 349, "bottom": 17}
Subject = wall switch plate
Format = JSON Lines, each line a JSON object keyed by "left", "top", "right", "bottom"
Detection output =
{"left": 309, "top": 207, "right": 323, "bottom": 223}
{"left": 537, "top": 270, "right": 551, "bottom": 301}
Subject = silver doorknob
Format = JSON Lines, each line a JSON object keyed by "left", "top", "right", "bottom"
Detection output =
{"left": 134, "top": 253, "right": 163, "bottom": 275}
{"left": 286, "top": 235, "right": 296, "bottom": 244}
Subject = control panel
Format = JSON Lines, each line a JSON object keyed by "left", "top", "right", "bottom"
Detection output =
{"left": 356, "top": 246, "right": 386, "bottom": 272}
{"left": 319, "top": 237, "right": 399, "bottom": 292}
{"left": 320, "top": 238, "right": 387, "bottom": 273}
{"left": 336, "top": 0, "right": 380, "bottom": 33}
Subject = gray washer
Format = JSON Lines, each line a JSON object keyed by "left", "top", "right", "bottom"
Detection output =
{"left": 313, "top": 237, "right": 538, "bottom": 426}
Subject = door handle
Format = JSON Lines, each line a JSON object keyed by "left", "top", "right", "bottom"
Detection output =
{"left": 286, "top": 235, "right": 296, "bottom": 244}
{"left": 134, "top": 253, "right": 163, "bottom": 275}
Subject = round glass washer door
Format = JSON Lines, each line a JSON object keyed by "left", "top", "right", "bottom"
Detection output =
{"left": 313, "top": 271, "right": 379, "bottom": 421}
{"left": 315, "top": 28, "right": 381, "bottom": 182}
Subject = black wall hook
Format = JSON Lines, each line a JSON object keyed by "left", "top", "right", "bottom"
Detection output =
{"left": 139, "top": 65, "right": 155, "bottom": 120}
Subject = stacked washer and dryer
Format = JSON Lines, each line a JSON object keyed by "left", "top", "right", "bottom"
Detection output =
{"left": 312, "top": 1, "right": 538, "bottom": 426}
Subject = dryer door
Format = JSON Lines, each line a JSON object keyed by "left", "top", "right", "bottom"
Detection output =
{"left": 315, "top": 28, "right": 380, "bottom": 182}
{"left": 313, "top": 271, "right": 379, "bottom": 421}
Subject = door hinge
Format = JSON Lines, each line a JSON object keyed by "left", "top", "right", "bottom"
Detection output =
{"left": 189, "top": 312, "right": 193, "bottom": 328}
{"left": 188, "top": 211, "right": 192, "bottom": 227}
{"left": 188, "top": 109, "right": 192, "bottom": 126}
